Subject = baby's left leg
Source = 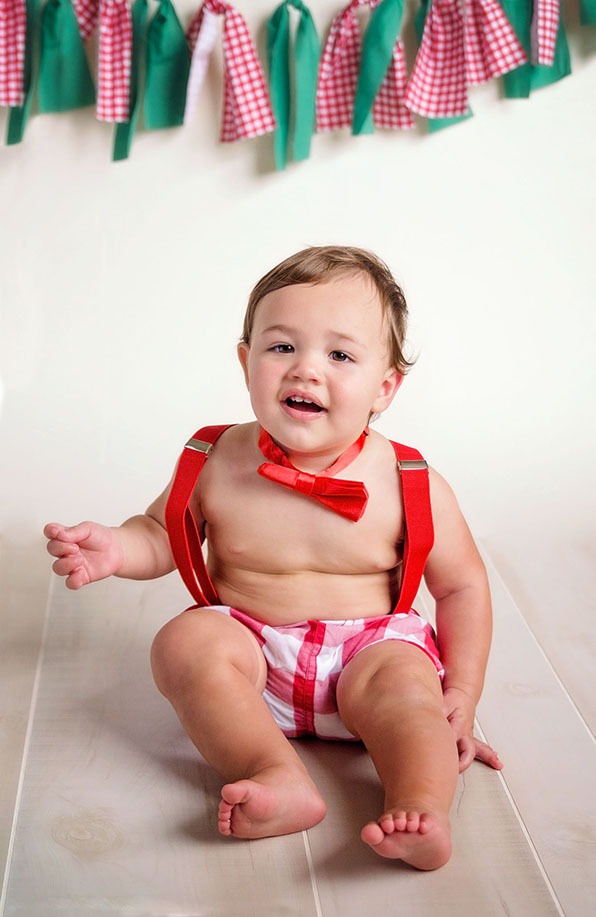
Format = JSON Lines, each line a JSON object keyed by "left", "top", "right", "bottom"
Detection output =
{"left": 336, "top": 641, "right": 458, "bottom": 870}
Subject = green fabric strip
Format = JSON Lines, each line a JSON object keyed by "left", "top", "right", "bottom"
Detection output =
{"left": 267, "top": 3, "right": 291, "bottom": 169}
{"left": 291, "top": 1, "right": 319, "bottom": 162}
{"left": 267, "top": 0, "right": 319, "bottom": 170}
{"left": 580, "top": 0, "right": 596, "bottom": 25}
{"left": 113, "top": 0, "right": 148, "bottom": 162}
{"left": 38, "top": 0, "right": 95, "bottom": 113}
{"left": 144, "top": 0, "right": 190, "bottom": 129}
{"left": 502, "top": 0, "right": 570, "bottom": 98}
{"left": 427, "top": 112, "right": 472, "bottom": 133}
{"left": 6, "top": 0, "right": 41, "bottom": 145}
{"left": 353, "top": 0, "right": 405, "bottom": 136}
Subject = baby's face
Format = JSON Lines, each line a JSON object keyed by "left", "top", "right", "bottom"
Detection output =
{"left": 237, "top": 275, "right": 401, "bottom": 462}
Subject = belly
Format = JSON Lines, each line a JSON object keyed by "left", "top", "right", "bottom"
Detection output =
{"left": 210, "top": 566, "right": 400, "bottom": 625}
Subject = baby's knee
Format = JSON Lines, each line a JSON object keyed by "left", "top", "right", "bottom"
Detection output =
{"left": 150, "top": 609, "right": 217, "bottom": 696}
{"left": 150, "top": 608, "right": 265, "bottom": 697}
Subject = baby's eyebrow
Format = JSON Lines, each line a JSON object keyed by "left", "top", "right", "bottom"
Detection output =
{"left": 261, "top": 324, "right": 295, "bottom": 336}
{"left": 261, "top": 324, "right": 361, "bottom": 346}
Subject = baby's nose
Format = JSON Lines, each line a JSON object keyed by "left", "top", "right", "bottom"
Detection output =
{"left": 289, "top": 353, "right": 323, "bottom": 382}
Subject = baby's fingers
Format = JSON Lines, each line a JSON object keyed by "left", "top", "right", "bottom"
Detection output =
{"left": 52, "top": 553, "right": 83, "bottom": 578}
{"left": 65, "top": 567, "right": 91, "bottom": 590}
{"left": 44, "top": 522, "right": 93, "bottom": 545}
{"left": 46, "top": 537, "right": 80, "bottom": 559}
{"left": 474, "top": 740, "right": 503, "bottom": 771}
{"left": 456, "top": 736, "right": 477, "bottom": 773}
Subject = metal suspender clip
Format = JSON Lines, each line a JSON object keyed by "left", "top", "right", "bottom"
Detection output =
{"left": 185, "top": 438, "right": 214, "bottom": 455}
{"left": 397, "top": 459, "right": 428, "bottom": 471}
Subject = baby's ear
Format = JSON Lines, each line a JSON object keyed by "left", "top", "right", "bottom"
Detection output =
{"left": 237, "top": 342, "right": 250, "bottom": 387}
{"left": 371, "top": 370, "right": 403, "bottom": 414}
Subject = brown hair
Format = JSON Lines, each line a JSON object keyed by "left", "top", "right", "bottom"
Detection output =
{"left": 241, "top": 246, "right": 414, "bottom": 374}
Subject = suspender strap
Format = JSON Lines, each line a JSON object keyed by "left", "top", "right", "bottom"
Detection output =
{"left": 165, "top": 424, "right": 233, "bottom": 607}
{"left": 390, "top": 441, "right": 434, "bottom": 615}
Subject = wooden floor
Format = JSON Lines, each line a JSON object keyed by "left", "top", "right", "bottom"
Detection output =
{"left": 1, "top": 540, "right": 594, "bottom": 917}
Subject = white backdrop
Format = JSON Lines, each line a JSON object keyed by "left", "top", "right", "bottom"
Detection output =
{"left": 1, "top": 1, "right": 595, "bottom": 715}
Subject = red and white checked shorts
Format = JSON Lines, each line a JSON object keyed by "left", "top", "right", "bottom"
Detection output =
{"left": 200, "top": 605, "right": 444, "bottom": 741}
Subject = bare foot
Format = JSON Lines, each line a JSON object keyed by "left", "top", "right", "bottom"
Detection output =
{"left": 361, "top": 808, "right": 452, "bottom": 870}
{"left": 218, "top": 764, "right": 326, "bottom": 839}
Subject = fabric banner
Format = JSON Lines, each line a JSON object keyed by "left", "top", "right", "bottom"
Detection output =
{"left": 186, "top": 0, "right": 275, "bottom": 142}
{"left": 6, "top": 0, "right": 40, "bottom": 144}
{"left": 113, "top": 0, "right": 147, "bottom": 160}
{"left": 317, "top": 0, "right": 412, "bottom": 134}
{"left": 502, "top": 0, "right": 570, "bottom": 98}
{"left": 267, "top": 0, "right": 319, "bottom": 169}
{"left": 38, "top": 0, "right": 95, "bottom": 112}
{"left": 144, "top": 0, "right": 189, "bottom": 129}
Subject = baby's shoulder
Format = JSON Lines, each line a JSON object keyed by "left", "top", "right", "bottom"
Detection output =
{"left": 197, "top": 421, "right": 260, "bottom": 479}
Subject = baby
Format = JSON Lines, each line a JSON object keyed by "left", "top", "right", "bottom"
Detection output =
{"left": 45, "top": 246, "right": 502, "bottom": 871}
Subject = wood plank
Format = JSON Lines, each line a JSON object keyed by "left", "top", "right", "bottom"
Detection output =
{"left": 469, "top": 549, "right": 596, "bottom": 917}
{"left": 298, "top": 734, "right": 559, "bottom": 916}
{"left": 2, "top": 576, "right": 319, "bottom": 916}
{"left": 0, "top": 539, "right": 51, "bottom": 898}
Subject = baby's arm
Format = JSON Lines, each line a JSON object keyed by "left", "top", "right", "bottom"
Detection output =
{"left": 424, "top": 469, "right": 503, "bottom": 774}
{"left": 44, "top": 481, "right": 178, "bottom": 590}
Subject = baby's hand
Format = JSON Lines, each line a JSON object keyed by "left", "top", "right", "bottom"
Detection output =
{"left": 44, "top": 522, "right": 124, "bottom": 590}
{"left": 442, "top": 686, "right": 503, "bottom": 774}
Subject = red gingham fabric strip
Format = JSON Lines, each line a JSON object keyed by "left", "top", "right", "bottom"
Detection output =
{"left": 405, "top": 0, "right": 468, "bottom": 118}
{"left": 187, "top": 0, "right": 275, "bottom": 142}
{"left": 316, "top": 2, "right": 361, "bottom": 130}
{"left": 96, "top": 0, "right": 132, "bottom": 122}
{"left": 72, "top": 0, "right": 100, "bottom": 40}
{"left": 317, "top": 0, "right": 412, "bottom": 132}
{"left": 406, "top": 0, "right": 526, "bottom": 117}
{"left": 531, "top": 0, "right": 559, "bottom": 66}
{"left": 373, "top": 41, "right": 415, "bottom": 129}
{"left": 71, "top": 0, "right": 132, "bottom": 122}
{"left": 0, "top": 0, "right": 26, "bottom": 107}
{"left": 463, "top": 0, "right": 527, "bottom": 85}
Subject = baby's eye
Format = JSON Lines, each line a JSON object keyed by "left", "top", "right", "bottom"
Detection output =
{"left": 271, "top": 343, "right": 294, "bottom": 353}
{"left": 330, "top": 351, "right": 352, "bottom": 363}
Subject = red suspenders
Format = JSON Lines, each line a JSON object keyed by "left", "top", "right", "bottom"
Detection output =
{"left": 165, "top": 425, "right": 233, "bottom": 608}
{"left": 165, "top": 426, "right": 434, "bottom": 614}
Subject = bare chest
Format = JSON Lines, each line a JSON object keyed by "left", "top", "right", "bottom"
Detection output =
{"left": 199, "top": 459, "right": 404, "bottom": 577}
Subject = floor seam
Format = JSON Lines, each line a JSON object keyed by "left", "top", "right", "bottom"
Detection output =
{"left": 0, "top": 575, "right": 54, "bottom": 917}
{"left": 475, "top": 721, "right": 566, "bottom": 917}
{"left": 302, "top": 828, "right": 324, "bottom": 917}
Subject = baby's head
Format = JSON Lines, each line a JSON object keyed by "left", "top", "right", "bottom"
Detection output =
{"left": 241, "top": 246, "right": 413, "bottom": 376}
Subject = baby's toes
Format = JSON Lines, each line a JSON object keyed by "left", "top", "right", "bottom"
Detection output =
{"left": 379, "top": 813, "right": 397, "bottom": 834}
{"left": 391, "top": 811, "right": 408, "bottom": 831}
{"left": 405, "top": 811, "right": 422, "bottom": 832}
{"left": 418, "top": 813, "right": 433, "bottom": 835}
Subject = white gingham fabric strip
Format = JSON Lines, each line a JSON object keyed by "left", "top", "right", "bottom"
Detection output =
{"left": 187, "top": 0, "right": 275, "bottom": 142}
{"left": 463, "top": 0, "right": 527, "bottom": 85}
{"left": 405, "top": 0, "right": 468, "bottom": 118}
{"left": 317, "top": 0, "right": 412, "bottom": 132}
{"left": 0, "top": 0, "right": 26, "bottom": 107}
{"left": 531, "top": 0, "right": 559, "bottom": 66}
{"left": 184, "top": 7, "right": 219, "bottom": 125}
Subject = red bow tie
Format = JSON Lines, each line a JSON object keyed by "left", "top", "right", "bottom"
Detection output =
{"left": 257, "top": 428, "right": 369, "bottom": 522}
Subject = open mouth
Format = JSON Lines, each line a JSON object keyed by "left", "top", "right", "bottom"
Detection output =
{"left": 284, "top": 396, "right": 324, "bottom": 413}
